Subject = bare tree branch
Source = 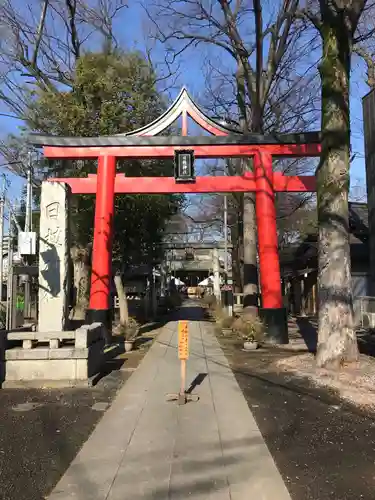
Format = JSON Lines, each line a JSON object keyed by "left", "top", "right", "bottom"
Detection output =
{"left": 0, "top": 0, "right": 130, "bottom": 122}
{"left": 353, "top": 44, "right": 375, "bottom": 87}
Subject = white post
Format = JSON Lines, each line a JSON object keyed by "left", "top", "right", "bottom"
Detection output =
{"left": 152, "top": 267, "right": 157, "bottom": 318}
{"left": 301, "top": 275, "right": 306, "bottom": 317}
{"left": 213, "top": 248, "right": 221, "bottom": 302}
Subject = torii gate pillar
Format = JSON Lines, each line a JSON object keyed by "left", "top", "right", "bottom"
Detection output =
{"left": 87, "top": 155, "right": 116, "bottom": 334}
{"left": 255, "top": 152, "right": 287, "bottom": 343}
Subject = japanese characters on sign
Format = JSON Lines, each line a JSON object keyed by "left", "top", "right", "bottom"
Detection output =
{"left": 178, "top": 320, "right": 189, "bottom": 360}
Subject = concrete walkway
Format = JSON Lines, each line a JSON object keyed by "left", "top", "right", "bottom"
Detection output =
{"left": 48, "top": 303, "right": 292, "bottom": 500}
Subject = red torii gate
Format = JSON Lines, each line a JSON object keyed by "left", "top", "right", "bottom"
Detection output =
{"left": 30, "top": 88, "right": 320, "bottom": 343}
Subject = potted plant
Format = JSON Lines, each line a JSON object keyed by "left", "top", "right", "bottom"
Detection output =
{"left": 243, "top": 333, "right": 258, "bottom": 350}
{"left": 120, "top": 317, "right": 140, "bottom": 352}
{"left": 231, "top": 315, "right": 264, "bottom": 351}
{"left": 242, "top": 317, "right": 264, "bottom": 351}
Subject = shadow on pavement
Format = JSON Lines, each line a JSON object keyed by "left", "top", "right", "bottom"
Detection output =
{"left": 88, "top": 435, "right": 265, "bottom": 500}
{"left": 91, "top": 357, "right": 126, "bottom": 387}
{"left": 169, "top": 303, "right": 205, "bottom": 323}
{"left": 186, "top": 373, "right": 207, "bottom": 394}
{"left": 134, "top": 336, "right": 154, "bottom": 349}
{"left": 138, "top": 320, "right": 169, "bottom": 336}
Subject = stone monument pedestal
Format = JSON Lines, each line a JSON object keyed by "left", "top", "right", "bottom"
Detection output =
{"left": 1, "top": 323, "right": 105, "bottom": 388}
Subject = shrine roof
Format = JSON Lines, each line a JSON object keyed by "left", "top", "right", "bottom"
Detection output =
{"left": 28, "top": 87, "right": 321, "bottom": 148}
{"left": 29, "top": 132, "right": 321, "bottom": 148}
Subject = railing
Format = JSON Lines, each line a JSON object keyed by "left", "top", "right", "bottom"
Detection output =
{"left": 230, "top": 294, "right": 375, "bottom": 329}
{"left": 354, "top": 296, "right": 375, "bottom": 328}
{"left": 233, "top": 293, "right": 263, "bottom": 310}
{"left": 233, "top": 293, "right": 244, "bottom": 312}
{"left": 114, "top": 296, "right": 143, "bottom": 309}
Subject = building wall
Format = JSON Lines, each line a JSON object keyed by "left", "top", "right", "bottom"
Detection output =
{"left": 352, "top": 273, "right": 371, "bottom": 325}
{"left": 284, "top": 270, "right": 370, "bottom": 320}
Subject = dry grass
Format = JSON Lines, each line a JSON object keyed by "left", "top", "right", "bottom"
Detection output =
{"left": 232, "top": 314, "right": 265, "bottom": 342}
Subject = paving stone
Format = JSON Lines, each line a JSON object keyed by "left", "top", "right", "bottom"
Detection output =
{"left": 47, "top": 303, "right": 291, "bottom": 500}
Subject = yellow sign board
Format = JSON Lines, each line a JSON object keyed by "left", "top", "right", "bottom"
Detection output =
{"left": 178, "top": 320, "right": 189, "bottom": 360}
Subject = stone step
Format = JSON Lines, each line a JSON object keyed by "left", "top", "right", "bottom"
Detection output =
{"left": 5, "top": 346, "right": 90, "bottom": 360}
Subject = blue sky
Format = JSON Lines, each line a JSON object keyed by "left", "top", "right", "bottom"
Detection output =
{"left": 0, "top": 0, "right": 370, "bottom": 208}
{"left": 116, "top": 1, "right": 369, "bottom": 196}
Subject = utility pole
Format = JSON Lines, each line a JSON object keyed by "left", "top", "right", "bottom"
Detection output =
{"left": 6, "top": 209, "right": 13, "bottom": 330}
{"left": 0, "top": 178, "right": 5, "bottom": 304}
{"left": 24, "top": 152, "right": 33, "bottom": 318}
{"left": 223, "top": 194, "right": 228, "bottom": 280}
{"left": 25, "top": 152, "right": 33, "bottom": 233}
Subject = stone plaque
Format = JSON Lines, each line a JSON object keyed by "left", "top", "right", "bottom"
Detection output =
{"left": 38, "top": 182, "right": 71, "bottom": 332}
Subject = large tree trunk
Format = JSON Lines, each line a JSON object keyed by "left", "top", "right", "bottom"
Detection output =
{"left": 236, "top": 60, "right": 259, "bottom": 313}
{"left": 70, "top": 245, "right": 90, "bottom": 321}
{"left": 231, "top": 217, "right": 243, "bottom": 293}
{"left": 316, "top": 14, "right": 359, "bottom": 368}
{"left": 230, "top": 195, "right": 244, "bottom": 293}
{"left": 242, "top": 192, "right": 258, "bottom": 310}
{"left": 114, "top": 273, "right": 129, "bottom": 326}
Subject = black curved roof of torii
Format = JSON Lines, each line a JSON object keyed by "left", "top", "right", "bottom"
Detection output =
{"left": 28, "top": 87, "right": 321, "bottom": 147}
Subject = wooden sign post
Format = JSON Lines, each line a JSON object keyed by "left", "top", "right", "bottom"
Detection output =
{"left": 166, "top": 320, "right": 199, "bottom": 405}
{"left": 178, "top": 320, "right": 189, "bottom": 402}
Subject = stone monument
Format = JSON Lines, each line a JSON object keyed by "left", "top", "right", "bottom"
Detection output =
{"left": 0, "top": 181, "right": 105, "bottom": 388}
{"left": 38, "top": 181, "right": 71, "bottom": 332}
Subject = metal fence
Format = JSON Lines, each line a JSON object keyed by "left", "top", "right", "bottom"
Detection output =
{"left": 231, "top": 293, "right": 375, "bottom": 328}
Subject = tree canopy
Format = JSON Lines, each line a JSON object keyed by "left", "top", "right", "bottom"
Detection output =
{"left": 24, "top": 50, "right": 183, "bottom": 267}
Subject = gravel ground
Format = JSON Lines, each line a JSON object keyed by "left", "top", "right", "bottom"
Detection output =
{"left": 0, "top": 336, "right": 154, "bottom": 500}
{"left": 216, "top": 331, "right": 375, "bottom": 500}
{"left": 275, "top": 352, "right": 375, "bottom": 409}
